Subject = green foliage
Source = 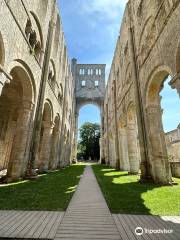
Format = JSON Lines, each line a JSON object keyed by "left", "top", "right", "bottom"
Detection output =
{"left": 0, "top": 164, "right": 85, "bottom": 210}
{"left": 93, "top": 164, "right": 180, "bottom": 215}
{"left": 78, "top": 122, "right": 100, "bottom": 160}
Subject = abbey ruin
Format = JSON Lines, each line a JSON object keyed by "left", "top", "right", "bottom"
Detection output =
{"left": 0, "top": 0, "right": 180, "bottom": 184}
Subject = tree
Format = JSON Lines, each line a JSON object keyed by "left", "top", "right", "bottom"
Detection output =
{"left": 77, "top": 122, "right": 100, "bottom": 161}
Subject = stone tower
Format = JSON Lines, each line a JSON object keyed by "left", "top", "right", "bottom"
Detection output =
{"left": 72, "top": 58, "right": 106, "bottom": 112}
{"left": 71, "top": 58, "right": 106, "bottom": 160}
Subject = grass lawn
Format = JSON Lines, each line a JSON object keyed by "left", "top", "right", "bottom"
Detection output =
{"left": 0, "top": 164, "right": 85, "bottom": 211}
{"left": 93, "top": 164, "right": 180, "bottom": 216}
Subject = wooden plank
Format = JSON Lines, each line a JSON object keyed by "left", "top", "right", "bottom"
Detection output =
{"left": 40, "top": 212, "right": 60, "bottom": 238}
{"left": 0, "top": 211, "right": 23, "bottom": 233}
{"left": 25, "top": 211, "right": 49, "bottom": 238}
{"left": 48, "top": 212, "right": 65, "bottom": 239}
{"left": 117, "top": 214, "right": 136, "bottom": 240}
{"left": 146, "top": 215, "right": 177, "bottom": 240}
{"left": 33, "top": 211, "right": 55, "bottom": 238}
{"left": 2, "top": 211, "right": 33, "bottom": 238}
{"left": 112, "top": 214, "right": 128, "bottom": 240}
{"left": 125, "top": 215, "right": 152, "bottom": 240}
{"left": 11, "top": 211, "right": 40, "bottom": 238}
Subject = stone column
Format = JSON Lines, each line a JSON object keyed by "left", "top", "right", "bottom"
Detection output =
{"left": 119, "top": 128, "right": 130, "bottom": 171}
{"left": 6, "top": 100, "right": 34, "bottom": 180}
{"left": 146, "top": 105, "right": 172, "bottom": 183}
{"left": 127, "top": 123, "right": 140, "bottom": 174}
{"left": 74, "top": 112, "right": 79, "bottom": 159}
{"left": 38, "top": 122, "right": 54, "bottom": 172}
{"left": 49, "top": 129, "right": 60, "bottom": 170}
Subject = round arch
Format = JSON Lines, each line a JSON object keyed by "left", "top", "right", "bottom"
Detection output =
{"left": 30, "top": 11, "right": 44, "bottom": 50}
{"left": 145, "top": 65, "right": 173, "bottom": 183}
{"left": 77, "top": 101, "right": 102, "bottom": 114}
{"left": 8, "top": 59, "right": 36, "bottom": 102}
{"left": 145, "top": 65, "right": 173, "bottom": 106}
{"left": 43, "top": 100, "right": 54, "bottom": 124}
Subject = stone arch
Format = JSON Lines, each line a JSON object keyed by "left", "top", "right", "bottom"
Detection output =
{"left": 126, "top": 103, "right": 140, "bottom": 174}
{"left": 30, "top": 11, "right": 44, "bottom": 50}
{"left": 0, "top": 63, "right": 35, "bottom": 180}
{"left": 145, "top": 65, "right": 173, "bottom": 183}
{"left": 48, "top": 59, "right": 56, "bottom": 90}
{"left": 25, "top": 11, "right": 44, "bottom": 63}
{"left": 77, "top": 101, "right": 102, "bottom": 114}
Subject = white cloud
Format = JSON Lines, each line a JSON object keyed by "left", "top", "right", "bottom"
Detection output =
{"left": 80, "top": 0, "right": 128, "bottom": 20}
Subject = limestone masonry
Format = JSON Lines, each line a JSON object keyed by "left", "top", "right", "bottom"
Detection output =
{"left": 0, "top": 0, "right": 180, "bottom": 183}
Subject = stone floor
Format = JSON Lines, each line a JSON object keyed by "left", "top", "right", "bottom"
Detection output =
{"left": 0, "top": 165, "right": 179, "bottom": 240}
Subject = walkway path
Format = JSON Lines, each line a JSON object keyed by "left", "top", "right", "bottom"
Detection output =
{"left": 0, "top": 165, "right": 179, "bottom": 239}
{"left": 55, "top": 165, "right": 121, "bottom": 240}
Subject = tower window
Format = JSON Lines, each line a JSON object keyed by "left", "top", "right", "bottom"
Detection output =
{"left": 96, "top": 69, "right": 102, "bottom": 75}
{"left": 79, "top": 69, "right": 85, "bottom": 75}
{"left": 88, "top": 69, "right": 93, "bottom": 75}
{"left": 81, "top": 80, "right": 86, "bottom": 87}
{"left": 95, "top": 81, "right": 99, "bottom": 87}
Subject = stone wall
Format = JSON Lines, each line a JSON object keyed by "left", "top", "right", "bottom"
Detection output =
{"left": 0, "top": 0, "right": 75, "bottom": 180}
{"left": 102, "top": 0, "right": 180, "bottom": 184}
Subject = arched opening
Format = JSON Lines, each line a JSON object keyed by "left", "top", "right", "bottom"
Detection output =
{"left": 76, "top": 104, "right": 101, "bottom": 162}
{"left": 37, "top": 101, "right": 53, "bottom": 172}
{"left": 126, "top": 104, "right": 141, "bottom": 174}
{"left": 49, "top": 114, "right": 60, "bottom": 170}
{"left": 25, "top": 12, "right": 44, "bottom": 63}
{"left": 145, "top": 68, "right": 178, "bottom": 183}
{"left": 160, "top": 76, "right": 180, "bottom": 178}
{"left": 0, "top": 65, "right": 34, "bottom": 181}
{"left": 118, "top": 115, "right": 129, "bottom": 171}
{"left": 48, "top": 59, "right": 56, "bottom": 90}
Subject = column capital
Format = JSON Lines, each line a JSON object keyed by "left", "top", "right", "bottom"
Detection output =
{"left": 42, "top": 121, "right": 54, "bottom": 129}
{"left": 22, "top": 99, "right": 35, "bottom": 111}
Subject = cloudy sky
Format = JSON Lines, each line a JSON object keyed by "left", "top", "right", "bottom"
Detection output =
{"left": 58, "top": 0, "right": 179, "bottom": 132}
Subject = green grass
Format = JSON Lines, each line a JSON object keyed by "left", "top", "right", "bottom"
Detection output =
{"left": 0, "top": 164, "right": 85, "bottom": 211}
{"left": 92, "top": 164, "right": 180, "bottom": 215}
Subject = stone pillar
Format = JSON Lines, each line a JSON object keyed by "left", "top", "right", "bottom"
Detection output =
{"left": 74, "top": 112, "right": 79, "bottom": 159}
{"left": 49, "top": 129, "right": 60, "bottom": 170}
{"left": 6, "top": 100, "right": 34, "bottom": 180}
{"left": 38, "top": 122, "right": 53, "bottom": 172}
{"left": 146, "top": 105, "right": 172, "bottom": 183}
{"left": 119, "top": 128, "right": 130, "bottom": 171}
{"left": 127, "top": 123, "right": 140, "bottom": 174}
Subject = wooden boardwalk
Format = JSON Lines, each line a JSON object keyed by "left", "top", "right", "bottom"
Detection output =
{"left": 0, "top": 211, "right": 64, "bottom": 239}
{"left": 0, "top": 166, "right": 179, "bottom": 239}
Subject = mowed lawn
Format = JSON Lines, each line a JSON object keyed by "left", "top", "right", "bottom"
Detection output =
{"left": 0, "top": 164, "right": 85, "bottom": 211}
{"left": 93, "top": 164, "right": 180, "bottom": 216}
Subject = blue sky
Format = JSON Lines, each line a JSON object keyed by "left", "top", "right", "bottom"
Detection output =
{"left": 58, "top": 0, "right": 179, "bottom": 132}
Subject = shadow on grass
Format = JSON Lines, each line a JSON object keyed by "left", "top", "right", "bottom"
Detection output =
{"left": 93, "top": 164, "right": 180, "bottom": 216}
{"left": 0, "top": 164, "right": 85, "bottom": 211}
